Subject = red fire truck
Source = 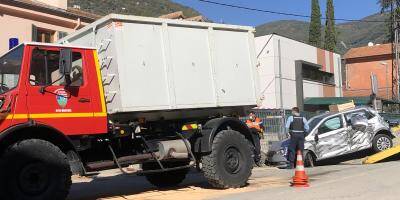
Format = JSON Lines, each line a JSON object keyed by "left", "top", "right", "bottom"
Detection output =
{"left": 0, "top": 15, "right": 261, "bottom": 200}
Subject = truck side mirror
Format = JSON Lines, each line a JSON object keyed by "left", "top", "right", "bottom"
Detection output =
{"left": 59, "top": 48, "right": 72, "bottom": 77}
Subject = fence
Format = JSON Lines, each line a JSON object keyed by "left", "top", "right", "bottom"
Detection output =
{"left": 241, "top": 109, "right": 317, "bottom": 154}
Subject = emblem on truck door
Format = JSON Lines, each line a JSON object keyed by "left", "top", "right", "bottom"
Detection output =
{"left": 55, "top": 88, "right": 68, "bottom": 108}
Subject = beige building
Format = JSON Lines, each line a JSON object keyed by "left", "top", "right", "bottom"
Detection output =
{"left": 0, "top": 0, "right": 99, "bottom": 54}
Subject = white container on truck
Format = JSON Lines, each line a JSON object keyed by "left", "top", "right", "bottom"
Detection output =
{"left": 0, "top": 14, "right": 262, "bottom": 200}
{"left": 59, "top": 14, "right": 259, "bottom": 120}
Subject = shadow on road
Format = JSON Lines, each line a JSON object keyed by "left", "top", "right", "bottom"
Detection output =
{"left": 317, "top": 149, "right": 373, "bottom": 166}
{"left": 317, "top": 149, "right": 400, "bottom": 166}
{"left": 68, "top": 171, "right": 217, "bottom": 200}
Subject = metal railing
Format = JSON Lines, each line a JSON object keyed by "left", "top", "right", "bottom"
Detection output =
{"left": 241, "top": 109, "right": 317, "bottom": 153}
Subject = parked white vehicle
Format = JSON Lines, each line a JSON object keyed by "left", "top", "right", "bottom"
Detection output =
{"left": 267, "top": 107, "right": 395, "bottom": 167}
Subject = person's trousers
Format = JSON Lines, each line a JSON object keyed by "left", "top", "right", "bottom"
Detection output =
{"left": 287, "top": 132, "right": 305, "bottom": 167}
{"left": 250, "top": 129, "right": 262, "bottom": 162}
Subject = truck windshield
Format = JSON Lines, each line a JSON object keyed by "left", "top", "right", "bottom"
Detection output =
{"left": 0, "top": 45, "right": 24, "bottom": 94}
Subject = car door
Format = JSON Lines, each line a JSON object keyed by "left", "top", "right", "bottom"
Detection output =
{"left": 315, "top": 114, "right": 350, "bottom": 159}
{"left": 26, "top": 46, "right": 97, "bottom": 135}
{"left": 344, "top": 110, "right": 375, "bottom": 152}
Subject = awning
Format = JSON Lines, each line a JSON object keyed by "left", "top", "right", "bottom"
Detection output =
{"left": 304, "top": 97, "right": 400, "bottom": 106}
{"left": 304, "top": 97, "right": 371, "bottom": 106}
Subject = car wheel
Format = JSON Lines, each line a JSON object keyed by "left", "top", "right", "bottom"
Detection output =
{"left": 304, "top": 150, "right": 315, "bottom": 168}
{"left": 372, "top": 134, "right": 393, "bottom": 153}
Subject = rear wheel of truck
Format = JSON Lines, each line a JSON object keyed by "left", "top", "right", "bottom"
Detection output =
{"left": 202, "top": 130, "right": 253, "bottom": 188}
{"left": 372, "top": 134, "right": 393, "bottom": 153}
{"left": 0, "top": 139, "right": 72, "bottom": 200}
{"left": 142, "top": 161, "right": 189, "bottom": 188}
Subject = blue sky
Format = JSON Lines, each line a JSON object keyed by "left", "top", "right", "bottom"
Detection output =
{"left": 173, "top": 0, "right": 382, "bottom": 26}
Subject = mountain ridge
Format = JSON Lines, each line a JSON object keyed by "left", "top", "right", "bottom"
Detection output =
{"left": 68, "top": 0, "right": 201, "bottom": 18}
{"left": 255, "top": 13, "right": 388, "bottom": 54}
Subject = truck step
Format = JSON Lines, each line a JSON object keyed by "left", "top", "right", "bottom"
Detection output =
{"left": 86, "top": 153, "right": 157, "bottom": 171}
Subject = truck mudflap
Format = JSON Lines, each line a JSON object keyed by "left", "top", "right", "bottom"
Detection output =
{"left": 193, "top": 117, "right": 256, "bottom": 153}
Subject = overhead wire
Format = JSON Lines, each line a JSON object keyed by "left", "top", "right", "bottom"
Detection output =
{"left": 198, "top": 0, "right": 393, "bottom": 23}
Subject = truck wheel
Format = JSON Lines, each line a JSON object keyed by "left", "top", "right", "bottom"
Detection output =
{"left": 67, "top": 150, "right": 85, "bottom": 176}
{"left": 372, "top": 134, "right": 393, "bottom": 153}
{"left": 142, "top": 161, "right": 189, "bottom": 188}
{"left": 0, "top": 139, "right": 72, "bottom": 200}
{"left": 202, "top": 130, "right": 253, "bottom": 188}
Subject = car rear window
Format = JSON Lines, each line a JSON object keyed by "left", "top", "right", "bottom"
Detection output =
{"left": 345, "top": 110, "right": 373, "bottom": 122}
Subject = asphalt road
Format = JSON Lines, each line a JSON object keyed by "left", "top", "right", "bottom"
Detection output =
{"left": 68, "top": 156, "right": 400, "bottom": 200}
{"left": 218, "top": 161, "right": 400, "bottom": 200}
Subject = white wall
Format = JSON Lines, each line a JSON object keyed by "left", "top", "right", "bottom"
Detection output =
{"left": 303, "top": 80, "right": 324, "bottom": 97}
{"left": 255, "top": 35, "right": 277, "bottom": 108}
{"left": 257, "top": 34, "right": 319, "bottom": 109}
{"left": 255, "top": 34, "right": 342, "bottom": 110}
{"left": 35, "top": 0, "right": 68, "bottom": 9}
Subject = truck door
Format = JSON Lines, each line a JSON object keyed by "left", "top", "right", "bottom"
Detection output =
{"left": 344, "top": 110, "right": 375, "bottom": 152}
{"left": 315, "top": 115, "right": 350, "bottom": 159}
{"left": 26, "top": 46, "right": 98, "bottom": 135}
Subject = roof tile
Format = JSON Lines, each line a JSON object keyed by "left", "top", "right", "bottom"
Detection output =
{"left": 344, "top": 43, "right": 392, "bottom": 59}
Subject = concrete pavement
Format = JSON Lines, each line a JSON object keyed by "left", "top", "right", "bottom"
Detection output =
{"left": 68, "top": 159, "right": 400, "bottom": 200}
{"left": 217, "top": 161, "right": 400, "bottom": 200}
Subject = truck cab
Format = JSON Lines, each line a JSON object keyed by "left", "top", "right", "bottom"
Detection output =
{"left": 0, "top": 43, "right": 107, "bottom": 135}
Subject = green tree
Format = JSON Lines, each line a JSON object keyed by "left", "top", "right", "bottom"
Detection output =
{"left": 379, "top": 0, "right": 400, "bottom": 42}
{"left": 324, "top": 0, "right": 337, "bottom": 51}
{"left": 309, "top": 0, "right": 322, "bottom": 48}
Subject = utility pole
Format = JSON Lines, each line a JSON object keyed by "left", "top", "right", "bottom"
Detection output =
{"left": 278, "top": 39, "right": 285, "bottom": 141}
{"left": 371, "top": 73, "right": 378, "bottom": 110}
{"left": 391, "top": 2, "right": 400, "bottom": 101}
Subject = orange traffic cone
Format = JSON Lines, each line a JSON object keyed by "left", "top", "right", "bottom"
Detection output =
{"left": 291, "top": 150, "right": 309, "bottom": 187}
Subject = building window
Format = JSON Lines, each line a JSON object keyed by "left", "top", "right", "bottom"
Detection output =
{"left": 58, "top": 31, "right": 69, "bottom": 40}
{"left": 302, "top": 63, "right": 335, "bottom": 85}
{"left": 32, "top": 25, "right": 56, "bottom": 43}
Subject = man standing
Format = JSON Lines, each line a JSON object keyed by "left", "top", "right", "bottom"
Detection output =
{"left": 285, "top": 107, "right": 309, "bottom": 169}
{"left": 246, "top": 111, "right": 264, "bottom": 166}
{"left": 246, "top": 111, "right": 263, "bottom": 133}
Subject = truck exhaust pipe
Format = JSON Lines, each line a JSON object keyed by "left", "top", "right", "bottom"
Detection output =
{"left": 86, "top": 139, "right": 190, "bottom": 171}
{"left": 158, "top": 139, "right": 190, "bottom": 160}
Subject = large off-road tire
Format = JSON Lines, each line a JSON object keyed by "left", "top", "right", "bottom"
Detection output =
{"left": 202, "top": 130, "right": 253, "bottom": 188}
{"left": 0, "top": 139, "right": 72, "bottom": 200}
{"left": 303, "top": 150, "right": 315, "bottom": 168}
{"left": 142, "top": 161, "right": 189, "bottom": 188}
{"left": 372, "top": 134, "right": 393, "bottom": 153}
{"left": 67, "top": 150, "right": 85, "bottom": 176}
